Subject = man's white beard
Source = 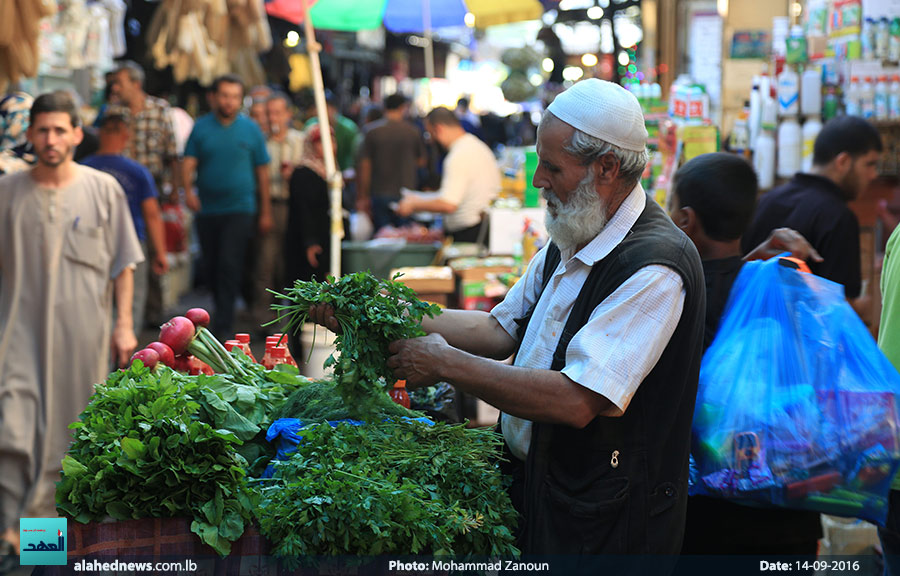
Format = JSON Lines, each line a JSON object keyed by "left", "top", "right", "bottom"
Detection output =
{"left": 543, "top": 169, "right": 608, "bottom": 254}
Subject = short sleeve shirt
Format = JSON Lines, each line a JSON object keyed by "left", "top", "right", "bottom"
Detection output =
{"left": 184, "top": 114, "right": 270, "bottom": 215}
{"left": 107, "top": 96, "right": 177, "bottom": 188}
{"left": 80, "top": 154, "right": 158, "bottom": 242}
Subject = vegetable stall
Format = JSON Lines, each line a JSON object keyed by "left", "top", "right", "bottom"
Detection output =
{"left": 55, "top": 273, "right": 519, "bottom": 564}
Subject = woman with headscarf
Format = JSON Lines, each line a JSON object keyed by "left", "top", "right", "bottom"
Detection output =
{"left": 0, "top": 92, "right": 35, "bottom": 175}
{"left": 284, "top": 123, "right": 336, "bottom": 285}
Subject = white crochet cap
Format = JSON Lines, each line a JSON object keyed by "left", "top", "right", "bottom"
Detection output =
{"left": 546, "top": 78, "right": 648, "bottom": 152}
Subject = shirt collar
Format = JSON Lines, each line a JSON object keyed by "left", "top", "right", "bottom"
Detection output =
{"left": 562, "top": 183, "right": 646, "bottom": 266}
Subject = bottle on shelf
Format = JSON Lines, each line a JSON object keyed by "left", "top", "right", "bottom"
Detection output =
{"left": 876, "top": 76, "right": 890, "bottom": 120}
{"left": 754, "top": 98, "right": 778, "bottom": 190}
{"left": 802, "top": 117, "right": 823, "bottom": 173}
{"left": 890, "top": 75, "right": 900, "bottom": 119}
{"left": 777, "top": 116, "right": 802, "bottom": 178}
{"left": 891, "top": 17, "right": 900, "bottom": 61}
{"left": 749, "top": 77, "right": 762, "bottom": 151}
{"left": 777, "top": 65, "right": 800, "bottom": 117}
{"left": 845, "top": 77, "right": 861, "bottom": 116}
{"left": 800, "top": 67, "right": 822, "bottom": 117}
{"left": 823, "top": 86, "right": 839, "bottom": 121}
{"left": 389, "top": 380, "right": 411, "bottom": 409}
{"left": 862, "top": 17, "right": 876, "bottom": 60}
{"left": 860, "top": 76, "right": 875, "bottom": 119}
{"left": 877, "top": 17, "right": 891, "bottom": 60}
{"left": 234, "top": 333, "right": 257, "bottom": 362}
{"left": 223, "top": 340, "right": 241, "bottom": 353}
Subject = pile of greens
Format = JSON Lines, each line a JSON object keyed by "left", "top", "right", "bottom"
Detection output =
{"left": 56, "top": 360, "right": 307, "bottom": 555}
{"left": 275, "top": 378, "right": 421, "bottom": 422}
{"left": 256, "top": 419, "right": 519, "bottom": 562}
{"left": 269, "top": 272, "right": 441, "bottom": 408}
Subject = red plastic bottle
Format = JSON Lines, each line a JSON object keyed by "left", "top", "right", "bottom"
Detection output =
{"left": 389, "top": 380, "right": 410, "bottom": 408}
{"left": 223, "top": 340, "right": 241, "bottom": 353}
{"left": 234, "top": 333, "right": 257, "bottom": 362}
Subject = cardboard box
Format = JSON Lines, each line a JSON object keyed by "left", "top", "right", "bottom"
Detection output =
{"left": 449, "top": 257, "right": 515, "bottom": 282}
{"left": 390, "top": 266, "right": 455, "bottom": 294}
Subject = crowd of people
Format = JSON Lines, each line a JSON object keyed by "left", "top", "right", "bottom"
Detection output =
{"left": 0, "top": 68, "right": 897, "bottom": 571}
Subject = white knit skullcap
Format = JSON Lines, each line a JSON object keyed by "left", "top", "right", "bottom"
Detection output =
{"left": 547, "top": 78, "right": 648, "bottom": 152}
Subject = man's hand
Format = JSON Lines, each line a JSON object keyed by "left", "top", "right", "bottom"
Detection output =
{"left": 386, "top": 333, "right": 450, "bottom": 389}
{"left": 184, "top": 191, "right": 201, "bottom": 213}
{"left": 744, "top": 227, "right": 824, "bottom": 263}
{"left": 308, "top": 302, "right": 341, "bottom": 333}
{"left": 394, "top": 197, "right": 415, "bottom": 217}
{"left": 307, "top": 244, "right": 323, "bottom": 268}
{"left": 356, "top": 196, "right": 371, "bottom": 217}
{"left": 258, "top": 211, "right": 273, "bottom": 235}
{"left": 152, "top": 253, "right": 169, "bottom": 276}
{"left": 112, "top": 324, "right": 138, "bottom": 368}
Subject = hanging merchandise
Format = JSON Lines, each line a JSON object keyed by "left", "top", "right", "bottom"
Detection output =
{"left": 786, "top": 25, "right": 809, "bottom": 64}
{"left": 104, "top": 0, "right": 127, "bottom": 58}
{"left": 85, "top": 2, "right": 113, "bottom": 70}
{"left": 801, "top": 67, "right": 823, "bottom": 117}
{"left": 146, "top": 0, "right": 273, "bottom": 87}
{"left": 777, "top": 117, "right": 802, "bottom": 178}
{"left": 0, "top": 0, "right": 57, "bottom": 91}
{"left": 777, "top": 66, "right": 800, "bottom": 117}
{"left": 802, "top": 117, "right": 823, "bottom": 173}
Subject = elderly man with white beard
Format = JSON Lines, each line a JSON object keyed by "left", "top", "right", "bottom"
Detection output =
{"left": 311, "top": 79, "right": 706, "bottom": 558}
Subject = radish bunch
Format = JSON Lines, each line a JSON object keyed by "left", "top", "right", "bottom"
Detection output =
{"left": 130, "top": 308, "right": 246, "bottom": 378}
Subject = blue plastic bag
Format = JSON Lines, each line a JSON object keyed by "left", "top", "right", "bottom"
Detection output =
{"left": 690, "top": 257, "right": 900, "bottom": 525}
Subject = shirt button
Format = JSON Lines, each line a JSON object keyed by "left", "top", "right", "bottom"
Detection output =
{"left": 665, "top": 486, "right": 675, "bottom": 497}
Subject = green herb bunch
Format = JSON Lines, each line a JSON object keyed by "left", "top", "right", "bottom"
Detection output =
{"left": 256, "top": 419, "right": 518, "bottom": 562}
{"left": 56, "top": 362, "right": 257, "bottom": 556}
{"left": 269, "top": 272, "right": 441, "bottom": 405}
{"left": 275, "top": 378, "right": 421, "bottom": 422}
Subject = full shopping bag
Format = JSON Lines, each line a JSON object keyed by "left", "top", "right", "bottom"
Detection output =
{"left": 690, "top": 257, "right": 900, "bottom": 525}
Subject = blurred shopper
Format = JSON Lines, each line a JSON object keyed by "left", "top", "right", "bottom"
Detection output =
{"left": 0, "top": 92, "right": 143, "bottom": 556}
{"left": 742, "top": 116, "right": 882, "bottom": 301}
{"left": 109, "top": 61, "right": 180, "bottom": 329}
{"left": 284, "top": 124, "right": 334, "bottom": 360}
{"left": 394, "top": 107, "right": 500, "bottom": 244}
{"left": 304, "top": 93, "right": 359, "bottom": 173}
{"left": 249, "top": 98, "right": 270, "bottom": 137}
{"left": 455, "top": 96, "right": 484, "bottom": 141}
{"left": 357, "top": 93, "right": 426, "bottom": 231}
{"left": 673, "top": 153, "right": 824, "bottom": 558}
{"left": 315, "top": 79, "right": 705, "bottom": 556}
{"left": 877, "top": 224, "right": 900, "bottom": 574}
{"left": 81, "top": 113, "right": 169, "bottom": 334}
{"left": 250, "top": 92, "right": 305, "bottom": 327}
{"left": 182, "top": 74, "right": 272, "bottom": 338}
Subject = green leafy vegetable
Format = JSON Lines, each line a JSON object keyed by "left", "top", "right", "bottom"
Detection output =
{"left": 268, "top": 272, "right": 441, "bottom": 409}
{"left": 256, "top": 419, "right": 518, "bottom": 562}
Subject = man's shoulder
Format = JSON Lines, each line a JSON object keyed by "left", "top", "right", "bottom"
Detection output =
{"left": 145, "top": 95, "right": 171, "bottom": 111}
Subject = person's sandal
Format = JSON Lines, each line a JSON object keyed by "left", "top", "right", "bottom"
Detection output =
{"left": 0, "top": 539, "right": 18, "bottom": 575}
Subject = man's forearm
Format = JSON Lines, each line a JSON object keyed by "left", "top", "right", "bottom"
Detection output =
{"left": 181, "top": 157, "right": 197, "bottom": 194}
{"left": 435, "top": 346, "right": 609, "bottom": 427}
{"left": 422, "top": 309, "right": 515, "bottom": 360}
{"left": 114, "top": 267, "right": 135, "bottom": 329}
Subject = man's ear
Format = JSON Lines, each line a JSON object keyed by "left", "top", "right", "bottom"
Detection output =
{"left": 833, "top": 151, "right": 853, "bottom": 175}
{"left": 73, "top": 126, "right": 84, "bottom": 147}
{"left": 592, "top": 153, "right": 621, "bottom": 186}
{"left": 672, "top": 205, "right": 693, "bottom": 230}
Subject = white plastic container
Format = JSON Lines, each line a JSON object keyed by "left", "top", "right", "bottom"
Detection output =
{"left": 876, "top": 76, "right": 890, "bottom": 120}
{"left": 862, "top": 18, "right": 877, "bottom": 60}
{"left": 777, "top": 66, "right": 800, "bottom": 117}
{"left": 877, "top": 17, "right": 891, "bottom": 60}
{"left": 755, "top": 129, "right": 777, "bottom": 190}
{"left": 777, "top": 117, "right": 802, "bottom": 178}
{"left": 749, "top": 78, "right": 762, "bottom": 151}
{"left": 890, "top": 75, "right": 900, "bottom": 119}
{"left": 860, "top": 77, "right": 875, "bottom": 119}
{"left": 801, "top": 68, "right": 823, "bottom": 116}
{"left": 846, "top": 76, "right": 861, "bottom": 116}
{"left": 802, "top": 117, "right": 823, "bottom": 173}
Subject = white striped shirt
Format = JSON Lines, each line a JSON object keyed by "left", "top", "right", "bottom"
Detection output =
{"left": 491, "top": 186, "right": 686, "bottom": 461}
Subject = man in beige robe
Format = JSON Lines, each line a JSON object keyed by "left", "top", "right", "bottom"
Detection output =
{"left": 0, "top": 92, "right": 143, "bottom": 556}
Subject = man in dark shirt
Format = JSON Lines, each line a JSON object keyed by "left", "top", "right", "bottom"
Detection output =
{"left": 742, "top": 116, "right": 882, "bottom": 300}
{"left": 356, "top": 93, "right": 425, "bottom": 231}
{"left": 671, "top": 153, "right": 824, "bottom": 557}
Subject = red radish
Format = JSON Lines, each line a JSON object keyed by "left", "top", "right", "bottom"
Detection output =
{"left": 145, "top": 341, "right": 175, "bottom": 367}
{"left": 185, "top": 308, "right": 211, "bottom": 329}
{"left": 172, "top": 354, "right": 192, "bottom": 373}
{"left": 158, "top": 316, "right": 196, "bottom": 355}
{"left": 131, "top": 348, "right": 160, "bottom": 370}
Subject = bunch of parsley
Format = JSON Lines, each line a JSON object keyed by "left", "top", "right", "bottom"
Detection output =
{"left": 255, "top": 419, "right": 518, "bottom": 562}
{"left": 269, "top": 272, "right": 441, "bottom": 407}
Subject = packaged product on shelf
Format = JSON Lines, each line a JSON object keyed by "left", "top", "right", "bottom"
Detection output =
{"left": 801, "top": 67, "right": 823, "bottom": 116}
{"left": 777, "top": 117, "right": 802, "bottom": 178}
{"left": 878, "top": 17, "right": 891, "bottom": 60}
{"left": 777, "top": 66, "right": 800, "bottom": 117}
{"left": 862, "top": 17, "right": 877, "bottom": 59}
{"left": 890, "top": 17, "right": 900, "bottom": 61}
{"left": 846, "top": 76, "right": 862, "bottom": 116}
{"left": 890, "top": 75, "right": 900, "bottom": 118}
{"left": 876, "top": 75, "right": 890, "bottom": 119}
{"left": 861, "top": 76, "right": 876, "bottom": 118}
{"left": 802, "top": 117, "right": 823, "bottom": 173}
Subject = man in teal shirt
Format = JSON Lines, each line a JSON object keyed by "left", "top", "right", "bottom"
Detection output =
{"left": 183, "top": 74, "right": 271, "bottom": 337}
